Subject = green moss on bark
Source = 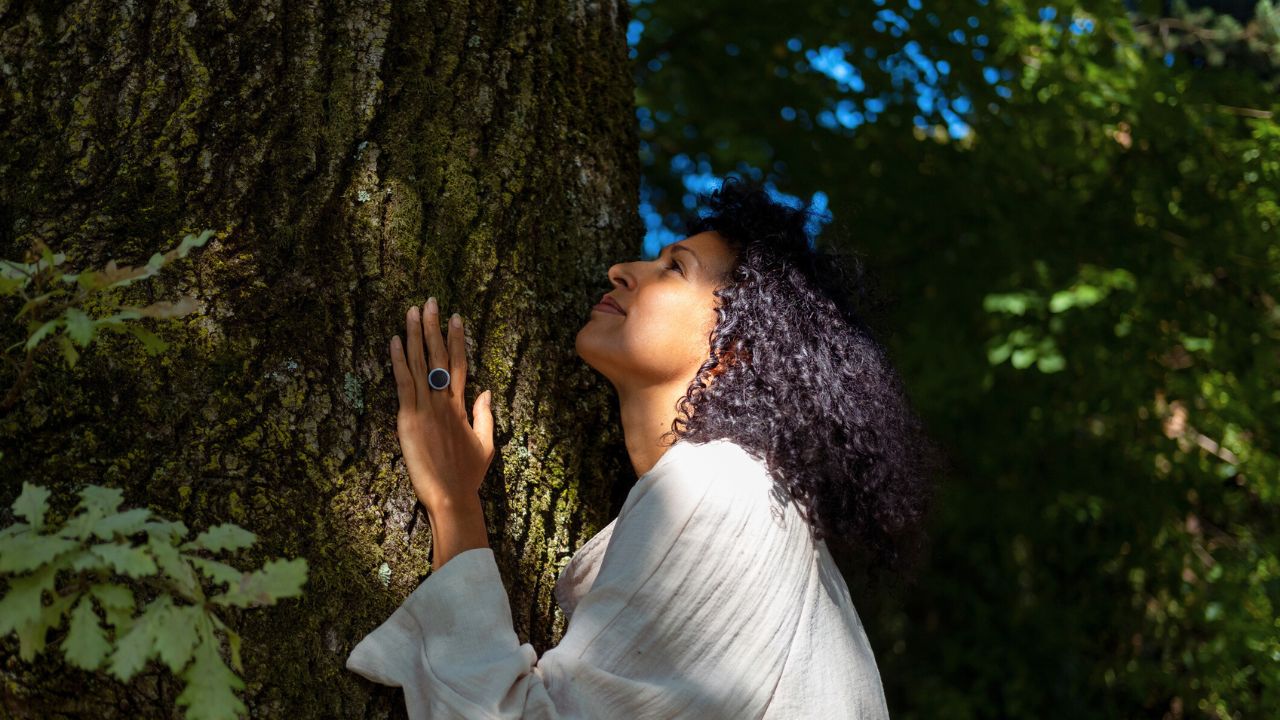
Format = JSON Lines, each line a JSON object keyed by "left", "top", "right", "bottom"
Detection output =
{"left": 1, "top": 0, "right": 641, "bottom": 716}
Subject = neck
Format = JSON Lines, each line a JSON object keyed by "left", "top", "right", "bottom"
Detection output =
{"left": 615, "top": 380, "right": 689, "bottom": 478}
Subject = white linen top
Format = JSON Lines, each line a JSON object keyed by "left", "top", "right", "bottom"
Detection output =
{"left": 345, "top": 437, "right": 890, "bottom": 719}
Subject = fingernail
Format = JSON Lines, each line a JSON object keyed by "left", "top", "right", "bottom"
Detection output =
{"left": 409, "top": 305, "right": 418, "bottom": 319}
{"left": 427, "top": 297, "right": 437, "bottom": 314}
{"left": 450, "top": 313, "right": 461, "bottom": 328}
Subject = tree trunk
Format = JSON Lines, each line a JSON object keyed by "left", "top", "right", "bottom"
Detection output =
{"left": 0, "top": 0, "right": 640, "bottom": 716}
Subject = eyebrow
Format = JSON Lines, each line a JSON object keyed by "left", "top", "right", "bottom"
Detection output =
{"left": 666, "top": 244, "right": 698, "bottom": 263}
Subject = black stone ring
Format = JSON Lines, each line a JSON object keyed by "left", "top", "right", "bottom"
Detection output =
{"left": 427, "top": 367, "right": 451, "bottom": 391}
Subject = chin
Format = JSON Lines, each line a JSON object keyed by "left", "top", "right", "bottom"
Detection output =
{"left": 573, "top": 332, "right": 614, "bottom": 379}
{"left": 573, "top": 329, "right": 593, "bottom": 363}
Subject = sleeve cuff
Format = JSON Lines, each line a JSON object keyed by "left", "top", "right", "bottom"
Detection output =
{"left": 346, "top": 548, "right": 525, "bottom": 688}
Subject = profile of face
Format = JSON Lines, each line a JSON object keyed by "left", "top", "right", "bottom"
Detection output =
{"left": 575, "top": 231, "right": 738, "bottom": 393}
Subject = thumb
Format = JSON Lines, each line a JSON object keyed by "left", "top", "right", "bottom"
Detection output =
{"left": 473, "top": 390, "right": 495, "bottom": 460}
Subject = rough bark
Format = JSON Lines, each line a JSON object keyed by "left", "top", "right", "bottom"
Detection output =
{"left": 0, "top": 0, "right": 640, "bottom": 716}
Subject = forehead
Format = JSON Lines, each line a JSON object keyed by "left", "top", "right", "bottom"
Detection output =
{"left": 670, "top": 231, "right": 735, "bottom": 265}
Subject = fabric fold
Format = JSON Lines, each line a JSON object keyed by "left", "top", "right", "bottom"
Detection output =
{"left": 347, "top": 547, "right": 528, "bottom": 704}
{"left": 344, "top": 438, "right": 889, "bottom": 719}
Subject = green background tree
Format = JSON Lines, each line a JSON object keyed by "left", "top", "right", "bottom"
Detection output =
{"left": 632, "top": 0, "right": 1277, "bottom": 717}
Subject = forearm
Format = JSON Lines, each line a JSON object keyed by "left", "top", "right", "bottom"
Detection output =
{"left": 426, "top": 493, "right": 490, "bottom": 569}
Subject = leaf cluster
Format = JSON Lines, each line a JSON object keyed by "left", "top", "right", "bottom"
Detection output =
{"left": 0, "top": 481, "right": 308, "bottom": 720}
{"left": 0, "top": 230, "right": 310, "bottom": 719}
{"left": 0, "top": 229, "right": 213, "bottom": 372}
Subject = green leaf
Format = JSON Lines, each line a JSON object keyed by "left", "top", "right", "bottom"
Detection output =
{"left": 12, "top": 482, "right": 51, "bottom": 530}
{"left": 126, "top": 323, "right": 170, "bottom": 354}
{"left": 983, "top": 292, "right": 1036, "bottom": 315}
{"left": 1048, "top": 290, "right": 1075, "bottom": 313}
{"left": 175, "top": 620, "right": 247, "bottom": 720}
{"left": 61, "top": 488, "right": 133, "bottom": 540}
{"left": 177, "top": 230, "right": 215, "bottom": 258}
{"left": 75, "top": 269, "right": 106, "bottom": 291}
{"left": 1036, "top": 353, "right": 1066, "bottom": 373}
{"left": 63, "top": 594, "right": 111, "bottom": 670}
{"left": 0, "top": 258, "right": 32, "bottom": 279}
{"left": 92, "top": 507, "right": 154, "bottom": 540}
{"left": 70, "top": 548, "right": 107, "bottom": 572}
{"left": 987, "top": 339, "right": 1013, "bottom": 365}
{"left": 141, "top": 519, "right": 190, "bottom": 543}
{"left": 0, "top": 520, "right": 28, "bottom": 541}
{"left": 150, "top": 536, "right": 200, "bottom": 600}
{"left": 89, "top": 542, "right": 158, "bottom": 577}
{"left": 96, "top": 308, "right": 143, "bottom": 325}
{"left": 78, "top": 485, "right": 124, "bottom": 517}
{"left": 154, "top": 604, "right": 201, "bottom": 672}
{"left": 24, "top": 317, "right": 59, "bottom": 351}
{"left": 181, "top": 524, "right": 257, "bottom": 554}
{"left": 57, "top": 513, "right": 93, "bottom": 541}
{"left": 0, "top": 563, "right": 58, "bottom": 635}
{"left": 1206, "top": 601, "right": 1224, "bottom": 621}
{"left": 17, "top": 291, "right": 59, "bottom": 321}
{"left": 225, "top": 627, "right": 243, "bottom": 673}
{"left": 188, "top": 556, "right": 244, "bottom": 587}
{"left": 0, "top": 273, "right": 25, "bottom": 295}
{"left": 88, "top": 583, "right": 136, "bottom": 630}
{"left": 248, "top": 557, "right": 308, "bottom": 600}
{"left": 57, "top": 334, "right": 79, "bottom": 368}
{"left": 37, "top": 246, "right": 66, "bottom": 269}
{"left": 17, "top": 591, "right": 75, "bottom": 661}
{"left": 0, "top": 532, "right": 81, "bottom": 573}
{"left": 108, "top": 595, "right": 172, "bottom": 682}
{"left": 64, "top": 307, "right": 94, "bottom": 347}
{"left": 212, "top": 557, "right": 308, "bottom": 608}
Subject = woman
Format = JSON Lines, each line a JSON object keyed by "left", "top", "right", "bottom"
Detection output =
{"left": 346, "top": 177, "right": 941, "bottom": 718}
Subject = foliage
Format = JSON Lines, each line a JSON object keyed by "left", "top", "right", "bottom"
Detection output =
{"left": 0, "top": 231, "right": 309, "bottom": 720}
{"left": 633, "top": 0, "right": 1278, "bottom": 717}
{"left": 1132, "top": 0, "right": 1280, "bottom": 84}
{"left": 0, "top": 483, "right": 307, "bottom": 720}
{"left": 1, "top": 230, "right": 212, "bottom": 361}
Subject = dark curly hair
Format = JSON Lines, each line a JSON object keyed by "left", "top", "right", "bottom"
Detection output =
{"left": 659, "top": 175, "right": 945, "bottom": 591}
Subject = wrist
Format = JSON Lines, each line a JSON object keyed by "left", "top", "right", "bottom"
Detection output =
{"left": 424, "top": 490, "right": 482, "bottom": 517}
{"left": 425, "top": 493, "right": 489, "bottom": 569}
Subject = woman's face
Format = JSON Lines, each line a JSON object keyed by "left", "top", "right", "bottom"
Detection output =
{"left": 575, "top": 231, "right": 738, "bottom": 390}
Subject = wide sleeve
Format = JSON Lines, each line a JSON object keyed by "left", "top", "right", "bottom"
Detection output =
{"left": 345, "top": 442, "right": 815, "bottom": 719}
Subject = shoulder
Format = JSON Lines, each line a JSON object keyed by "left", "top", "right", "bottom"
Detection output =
{"left": 620, "top": 437, "right": 800, "bottom": 546}
{"left": 624, "top": 438, "right": 772, "bottom": 506}
{"left": 671, "top": 437, "right": 771, "bottom": 478}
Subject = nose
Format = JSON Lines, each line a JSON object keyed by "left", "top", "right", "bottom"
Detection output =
{"left": 607, "top": 260, "right": 634, "bottom": 291}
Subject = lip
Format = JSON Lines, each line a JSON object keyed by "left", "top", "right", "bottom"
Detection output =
{"left": 592, "top": 301, "right": 625, "bottom": 315}
{"left": 593, "top": 294, "right": 625, "bottom": 315}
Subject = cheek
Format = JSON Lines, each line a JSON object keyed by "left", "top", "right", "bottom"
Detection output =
{"left": 625, "top": 291, "right": 719, "bottom": 356}
{"left": 672, "top": 309, "right": 720, "bottom": 358}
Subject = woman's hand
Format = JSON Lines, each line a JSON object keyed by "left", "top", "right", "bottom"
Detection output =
{"left": 390, "top": 297, "right": 495, "bottom": 513}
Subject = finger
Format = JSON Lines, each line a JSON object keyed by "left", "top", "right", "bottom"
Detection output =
{"left": 389, "top": 335, "right": 416, "bottom": 410}
{"left": 473, "top": 390, "right": 495, "bottom": 461}
{"left": 447, "top": 312, "right": 468, "bottom": 416}
{"left": 406, "top": 305, "right": 428, "bottom": 407}
{"left": 421, "top": 297, "right": 449, "bottom": 391}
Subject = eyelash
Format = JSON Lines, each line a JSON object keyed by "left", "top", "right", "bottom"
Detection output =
{"left": 632, "top": 253, "right": 683, "bottom": 275}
